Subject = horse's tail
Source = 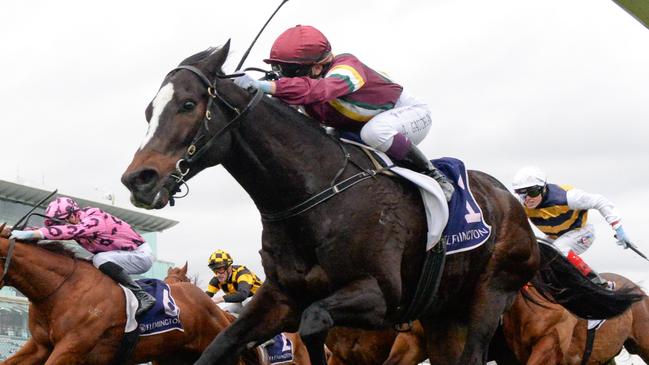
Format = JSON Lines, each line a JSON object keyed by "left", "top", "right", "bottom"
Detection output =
{"left": 530, "top": 239, "right": 644, "bottom": 319}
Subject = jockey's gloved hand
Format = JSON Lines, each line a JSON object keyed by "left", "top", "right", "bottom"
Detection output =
{"left": 9, "top": 230, "right": 42, "bottom": 241}
{"left": 614, "top": 226, "right": 631, "bottom": 249}
{"left": 232, "top": 73, "right": 273, "bottom": 93}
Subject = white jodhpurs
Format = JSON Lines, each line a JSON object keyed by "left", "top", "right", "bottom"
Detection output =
{"left": 217, "top": 297, "right": 253, "bottom": 316}
{"left": 92, "top": 242, "right": 155, "bottom": 275}
{"left": 360, "top": 90, "right": 432, "bottom": 153}
{"left": 550, "top": 224, "right": 596, "bottom": 256}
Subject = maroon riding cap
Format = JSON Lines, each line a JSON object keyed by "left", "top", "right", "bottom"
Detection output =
{"left": 264, "top": 25, "right": 331, "bottom": 65}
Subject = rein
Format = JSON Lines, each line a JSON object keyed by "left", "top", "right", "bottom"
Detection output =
{"left": 260, "top": 136, "right": 377, "bottom": 222}
{"left": 161, "top": 65, "right": 263, "bottom": 206}
{"left": 0, "top": 237, "right": 16, "bottom": 287}
{"left": 163, "top": 65, "right": 380, "bottom": 220}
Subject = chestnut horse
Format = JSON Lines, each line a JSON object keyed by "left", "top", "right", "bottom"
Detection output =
{"left": 121, "top": 43, "right": 641, "bottom": 365}
{"left": 164, "top": 263, "right": 311, "bottom": 365}
{"left": 503, "top": 273, "right": 649, "bottom": 365}
{"left": 325, "top": 323, "right": 427, "bottom": 365}
{"left": 0, "top": 231, "right": 251, "bottom": 365}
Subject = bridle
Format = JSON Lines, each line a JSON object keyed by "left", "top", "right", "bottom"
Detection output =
{"left": 160, "top": 66, "right": 264, "bottom": 206}
{"left": 156, "top": 66, "right": 379, "bottom": 221}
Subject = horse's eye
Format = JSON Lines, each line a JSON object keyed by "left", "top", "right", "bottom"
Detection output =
{"left": 181, "top": 100, "right": 196, "bottom": 112}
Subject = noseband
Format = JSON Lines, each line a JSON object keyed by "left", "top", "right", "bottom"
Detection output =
{"left": 162, "top": 66, "right": 264, "bottom": 205}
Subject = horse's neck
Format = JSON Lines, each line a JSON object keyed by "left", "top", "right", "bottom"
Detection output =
{"left": 0, "top": 239, "right": 74, "bottom": 301}
{"left": 223, "top": 98, "right": 350, "bottom": 213}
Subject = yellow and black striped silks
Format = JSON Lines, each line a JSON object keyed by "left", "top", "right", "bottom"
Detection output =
{"left": 206, "top": 265, "right": 263, "bottom": 296}
{"left": 524, "top": 184, "right": 588, "bottom": 239}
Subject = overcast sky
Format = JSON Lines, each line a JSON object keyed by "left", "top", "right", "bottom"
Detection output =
{"left": 2, "top": 0, "right": 648, "bottom": 311}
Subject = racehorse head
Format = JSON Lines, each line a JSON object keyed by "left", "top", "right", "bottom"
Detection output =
{"left": 165, "top": 261, "right": 190, "bottom": 284}
{"left": 122, "top": 41, "right": 253, "bottom": 209}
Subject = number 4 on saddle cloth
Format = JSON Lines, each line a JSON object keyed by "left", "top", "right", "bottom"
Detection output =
{"left": 341, "top": 137, "right": 492, "bottom": 253}
{"left": 120, "top": 278, "right": 184, "bottom": 336}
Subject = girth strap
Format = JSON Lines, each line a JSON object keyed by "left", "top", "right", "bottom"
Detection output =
{"left": 580, "top": 325, "right": 598, "bottom": 365}
{"left": 395, "top": 240, "right": 446, "bottom": 324}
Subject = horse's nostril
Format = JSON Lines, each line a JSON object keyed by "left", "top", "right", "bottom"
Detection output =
{"left": 124, "top": 169, "right": 160, "bottom": 192}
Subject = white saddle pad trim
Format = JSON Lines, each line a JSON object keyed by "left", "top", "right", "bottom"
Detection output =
{"left": 120, "top": 284, "right": 139, "bottom": 333}
{"left": 587, "top": 318, "right": 606, "bottom": 330}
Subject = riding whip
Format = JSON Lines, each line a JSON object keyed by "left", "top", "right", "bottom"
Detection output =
{"left": 12, "top": 189, "right": 58, "bottom": 231}
{"left": 615, "top": 232, "right": 649, "bottom": 262}
{"left": 235, "top": 0, "right": 290, "bottom": 71}
{"left": 626, "top": 241, "right": 649, "bottom": 262}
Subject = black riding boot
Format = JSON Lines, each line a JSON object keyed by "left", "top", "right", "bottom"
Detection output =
{"left": 397, "top": 144, "right": 455, "bottom": 201}
{"left": 98, "top": 261, "right": 156, "bottom": 316}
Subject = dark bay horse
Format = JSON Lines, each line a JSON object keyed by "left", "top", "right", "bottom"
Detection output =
{"left": 503, "top": 273, "right": 649, "bottom": 365}
{"left": 121, "top": 43, "right": 641, "bottom": 365}
{"left": 163, "top": 263, "right": 312, "bottom": 365}
{"left": 0, "top": 232, "right": 249, "bottom": 365}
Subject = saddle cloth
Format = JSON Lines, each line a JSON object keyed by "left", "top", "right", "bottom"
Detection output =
{"left": 122, "top": 278, "right": 184, "bottom": 336}
{"left": 264, "top": 333, "right": 294, "bottom": 365}
{"left": 341, "top": 138, "right": 491, "bottom": 253}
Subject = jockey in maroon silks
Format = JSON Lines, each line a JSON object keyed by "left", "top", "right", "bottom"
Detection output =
{"left": 233, "top": 25, "right": 454, "bottom": 201}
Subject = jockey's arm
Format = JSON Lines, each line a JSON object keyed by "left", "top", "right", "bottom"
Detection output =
{"left": 566, "top": 189, "right": 622, "bottom": 229}
{"left": 223, "top": 282, "right": 252, "bottom": 303}
{"left": 271, "top": 64, "right": 366, "bottom": 105}
{"left": 38, "top": 216, "right": 105, "bottom": 241}
{"left": 205, "top": 276, "right": 219, "bottom": 297}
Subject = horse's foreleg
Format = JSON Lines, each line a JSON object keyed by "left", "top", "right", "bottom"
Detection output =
{"left": 456, "top": 284, "right": 518, "bottom": 365}
{"left": 1, "top": 338, "right": 50, "bottom": 365}
{"left": 382, "top": 321, "right": 427, "bottom": 365}
{"left": 298, "top": 277, "right": 388, "bottom": 365}
{"left": 302, "top": 330, "right": 329, "bottom": 365}
{"left": 195, "top": 282, "right": 301, "bottom": 365}
{"left": 527, "top": 334, "right": 563, "bottom": 365}
{"left": 43, "top": 344, "right": 87, "bottom": 365}
{"left": 422, "top": 316, "right": 466, "bottom": 365}
{"left": 299, "top": 276, "right": 387, "bottom": 337}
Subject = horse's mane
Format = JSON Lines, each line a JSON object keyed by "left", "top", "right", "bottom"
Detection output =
{"left": 262, "top": 96, "right": 325, "bottom": 131}
{"left": 37, "top": 241, "right": 90, "bottom": 260}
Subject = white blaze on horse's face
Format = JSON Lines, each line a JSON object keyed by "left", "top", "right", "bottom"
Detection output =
{"left": 140, "top": 82, "right": 175, "bottom": 150}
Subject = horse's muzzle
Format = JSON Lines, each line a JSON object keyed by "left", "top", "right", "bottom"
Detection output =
{"left": 121, "top": 168, "right": 169, "bottom": 209}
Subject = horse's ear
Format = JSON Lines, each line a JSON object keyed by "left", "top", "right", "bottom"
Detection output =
{"left": 167, "top": 266, "right": 173, "bottom": 274}
{"left": 181, "top": 261, "right": 188, "bottom": 274}
{"left": 0, "top": 223, "right": 8, "bottom": 238}
{"left": 204, "top": 39, "right": 231, "bottom": 74}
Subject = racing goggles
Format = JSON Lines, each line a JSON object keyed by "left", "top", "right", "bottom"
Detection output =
{"left": 271, "top": 63, "right": 312, "bottom": 78}
{"left": 515, "top": 186, "right": 544, "bottom": 198}
{"left": 209, "top": 264, "right": 228, "bottom": 274}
